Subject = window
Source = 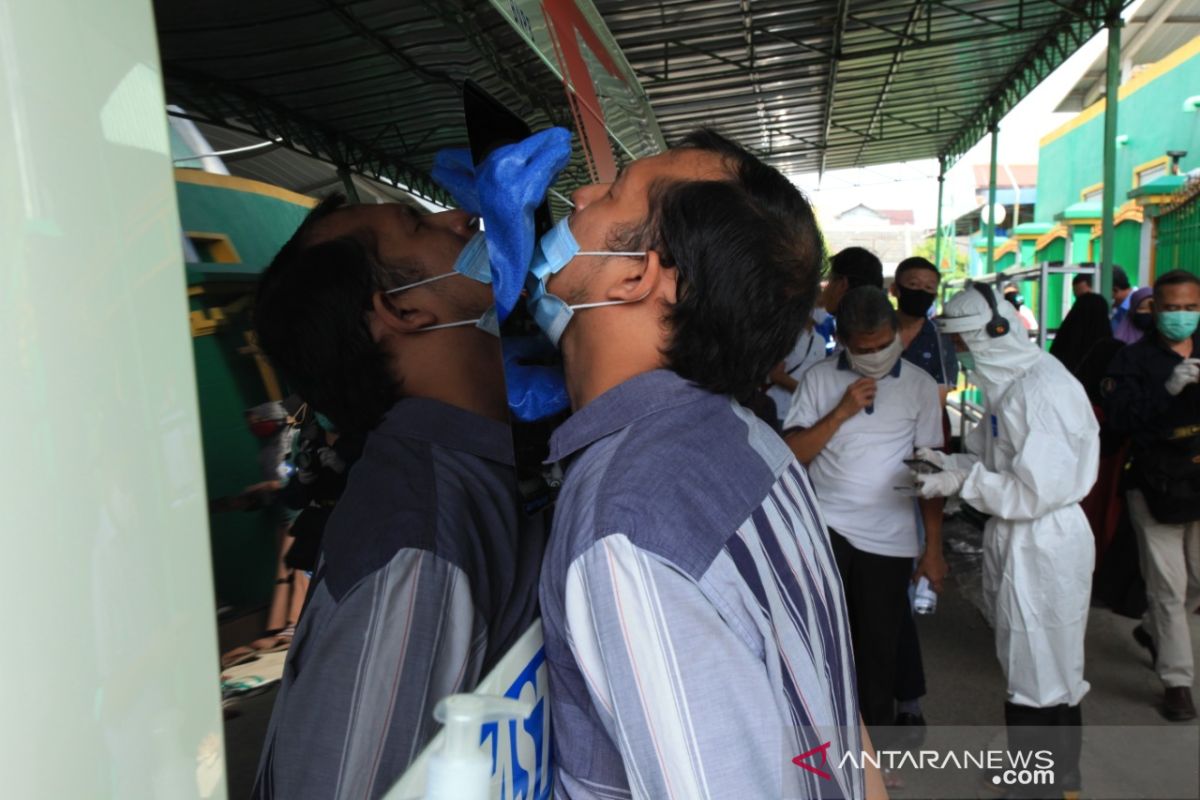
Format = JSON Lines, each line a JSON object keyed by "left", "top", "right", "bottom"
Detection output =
{"left": 1133, "top": 156, "right": 1171, "bottom": 188}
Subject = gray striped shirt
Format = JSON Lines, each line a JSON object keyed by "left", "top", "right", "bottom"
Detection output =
{"left": 540, "top": 370, "right": 863, "bottom": 800}
{"left": 254, "top": 398, "right": 542, "bottom": 800}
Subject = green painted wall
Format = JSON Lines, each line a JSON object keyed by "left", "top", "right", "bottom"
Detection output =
{"left": 175, "top": 176, "right": 311, "bottom": 267}
{"left": 1035, "top": 238, "right": 1066, "bottom": 263}
{"left": 176, "top": 179, "right": 311, "bottom": 609}
{"left": 1037, "top": 40, "right": 1200, "bottom": 223}
{"left": 1115, "top": 220, "right": 1141, "bottom": 275}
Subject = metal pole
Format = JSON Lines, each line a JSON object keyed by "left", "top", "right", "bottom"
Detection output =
{"left": 1099, "top": 15, "right": 1123, "bottom": 299}
{"left": 338, "top": 167, "right": 362, "bottom": 203}
{"left": 1038, "top": 261, "right": 1049, "bottom": 349}
{"left": 987, "top": 123, "right": 999, "bottom": 273}
{"left": 935, "top": 157, "right": 946, "bottom": 271}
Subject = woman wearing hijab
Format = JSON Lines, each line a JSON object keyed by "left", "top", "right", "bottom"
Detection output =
{"left": 1052, "top": 294, "right": 1132, "bottom": 410}
{"left": 1052, "top": 293, "right": 1115, "bottom": 390}
{"left": 1113, "top": 286, "right": 1155, "bottom": 344}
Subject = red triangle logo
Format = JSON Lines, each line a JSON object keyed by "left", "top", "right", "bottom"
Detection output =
{"left": 792, "top": 741, "right": 833, "bottom": 781}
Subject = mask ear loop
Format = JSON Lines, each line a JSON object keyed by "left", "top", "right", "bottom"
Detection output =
{"left": 384, "top": 271, "right": 455, "bottom": 295}
{"left": 568, "top": 287, "right": 653, "bottom": 311}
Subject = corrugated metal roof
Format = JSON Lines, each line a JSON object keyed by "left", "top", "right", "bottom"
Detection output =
{"left": 154, "top": 0, "right": 600, "bottom": 204}
{"left": 594, "top": 0, "right": 1133, "bottom": 174}
{"left": 155, "top": 0, "right": 1132, "bottom": 198}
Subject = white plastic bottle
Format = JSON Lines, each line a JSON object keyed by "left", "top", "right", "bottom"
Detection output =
{"left": 913, "top": 576, "right": 938, "bottom": 614}
{"left": 423, "top": 694, "right": 534, "bottom": 800}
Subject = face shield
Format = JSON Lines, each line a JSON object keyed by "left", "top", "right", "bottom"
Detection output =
{"left": 936, "top": 286, "right": 1034, "bottom": 391}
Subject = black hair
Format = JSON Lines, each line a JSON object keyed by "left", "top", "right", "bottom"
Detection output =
{"left": 895, "top": 256, "right": 939, "bottom": 282}
{"left": 611, "top": 128, "right": 825, "bottom": 403}
{"left": 830, "top": 247, "right": 884, "bottom": 289}
{"left": 253, "top": 193, "right": 421, "bottom": 434}
{"left": 1154, "top": 269, "right": 1200, "bottom": 300}
{"left": 1072, "top": 274, "right": 1093, "bottom": 288}
{"left": 1112, "top": 265, "right": 1131, "bottom": 290}
{"left": 837, "top": 286, "right": 899, "bottom": 341}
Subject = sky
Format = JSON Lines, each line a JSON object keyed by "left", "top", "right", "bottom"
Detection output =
{"left": 789, "top": 1, "right": 1148, "bottom": 229}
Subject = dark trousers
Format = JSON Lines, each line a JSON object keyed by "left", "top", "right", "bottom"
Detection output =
{"left": 894, "top": 590, "right": 927, "bottom": 702}
{"left": 829, "top": 528, "right": 913, "bottom": 727}
{"left": 1004, "top": 702, "right": 1083, "bottom": 796}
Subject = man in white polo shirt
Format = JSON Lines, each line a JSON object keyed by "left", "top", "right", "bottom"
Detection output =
{"left": 784, "top": 286, "right": 947, "bottom": 730}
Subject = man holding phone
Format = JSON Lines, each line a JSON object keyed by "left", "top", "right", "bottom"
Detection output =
{"left": 785, "top": 287, "right": 947, "bottom": 736}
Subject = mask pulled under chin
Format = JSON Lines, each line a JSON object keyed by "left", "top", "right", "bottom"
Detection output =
{"left": 848, "top": 335, "right": 902, "bottom": 379}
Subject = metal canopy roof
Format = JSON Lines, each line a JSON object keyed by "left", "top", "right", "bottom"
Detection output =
{"left": 155, "top": 0, "right": 1133, "bottom": 200}
{"left": 594, "top": 0, "right": 1132, "bottom": 175}
{"left": 154, "top": 0, "right": 596, "bottom": 205}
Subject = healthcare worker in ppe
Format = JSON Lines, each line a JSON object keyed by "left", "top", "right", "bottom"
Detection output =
{"left": 913, "top": 282, "right": 1098, "bottom": 798}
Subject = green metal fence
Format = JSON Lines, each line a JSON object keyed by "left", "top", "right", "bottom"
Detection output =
{"left": 1155, "top": 180, "right": 1200, "bottom": 278}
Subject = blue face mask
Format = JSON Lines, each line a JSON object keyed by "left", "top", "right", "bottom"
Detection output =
{"left": 389, "top": 231, "right": 492, "bottom": 289}
{"left": 384, "top": 233, "right": 500, "bottom": 336}
{"left": 1156, "top": 310, "right": 1200, "bottom": 342}
{"left": 525, "top": 216, "right": 647, "bottom": 348}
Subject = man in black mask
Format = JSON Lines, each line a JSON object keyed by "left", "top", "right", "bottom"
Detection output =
{"left": 892, "top": 257, "right": 957, "bottom": 402}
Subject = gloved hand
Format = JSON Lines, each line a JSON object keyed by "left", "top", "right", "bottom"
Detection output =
{"left": 913, "top": 447, "right": 950, "bottom": 469}
{"left": 1165, "top": 358, "right": 1200, "bottom": 396}
{"left": 914, "top": 469, "right": 967, "bottom": 499}
{"left": 915, "top": 446, "right": 979, "bottom": 474}
{"left": 503, "top": 335, "right": 570, "bottom": 422}
{"left": 432, "top": 128, "right": 573, "bottom": 323}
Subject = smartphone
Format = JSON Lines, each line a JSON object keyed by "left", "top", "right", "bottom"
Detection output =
{"left": 463, "top": 80, "right": 553, "bottom": 237}
{"left": 903, "top": 458, "right": 943, "bottom": 474}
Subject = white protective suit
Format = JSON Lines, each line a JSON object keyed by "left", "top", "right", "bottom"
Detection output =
{"left": 936, "top": 289, "right": 1099, "bottom": 708}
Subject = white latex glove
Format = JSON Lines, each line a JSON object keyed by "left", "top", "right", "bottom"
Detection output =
{"left": 914, "top": 469, "right": 967, "bottom": 499}
{"left": 913, "top": 447, "right": 950, "bottom": 469}
{"left": 1166, "top": 359, "right": 1200, "bottom": 396}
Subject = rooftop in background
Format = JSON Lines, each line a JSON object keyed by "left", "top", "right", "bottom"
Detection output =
{"left": 1055, "top": 0, "right": 1200, "bottom": 111}
{"left": 834, "top": 204, "right": 915, "bottom": 226}
{"left": 972, "top": 164, "right": 1039, "bottom": 189}
{"left": 595, "top": 0, "right": 1134, "bottom": 175}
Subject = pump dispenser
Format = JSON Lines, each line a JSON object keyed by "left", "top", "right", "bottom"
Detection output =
{"left": 422, "top": 694, "right": 534, "bottom": 800}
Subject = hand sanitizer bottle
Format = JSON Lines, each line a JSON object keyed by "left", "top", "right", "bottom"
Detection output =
{"left": 423, "top": 694, "right": 534, "bottom": 800}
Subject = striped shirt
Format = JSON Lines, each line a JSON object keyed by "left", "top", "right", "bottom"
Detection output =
{"left": 540, "top": 370, "right": 863, "bottom": 800}
{"left": 253, "top": 398, "right": 542, "bottom": 800}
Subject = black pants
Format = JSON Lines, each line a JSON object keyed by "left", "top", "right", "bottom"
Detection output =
{"left": 894, "top": 594, "right": 927, "bottom": 702}
{"left": 829, "top": 528, "right": 913, "bottom": 727}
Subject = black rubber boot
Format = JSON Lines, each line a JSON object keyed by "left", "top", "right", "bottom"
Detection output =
{"left": 1003, "top": 702, "right": 1060, "bottom": 799}
{"left": 1056, "top": 704, "right": 1083, "bottom": 796}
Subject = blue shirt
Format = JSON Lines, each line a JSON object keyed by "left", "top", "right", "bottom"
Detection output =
{"left": 902, "top": 317, "right": 959, "bottom": 387}
{"left": 540, "top": 370, "right": 863, "bottom": 800}
{"left": 1110, "top": 291, "right": 1134, "bottom": 333}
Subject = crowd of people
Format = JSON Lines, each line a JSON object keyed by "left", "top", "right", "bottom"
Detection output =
{"left": 235, "top": 127, "right": 1199, "bottom": 800}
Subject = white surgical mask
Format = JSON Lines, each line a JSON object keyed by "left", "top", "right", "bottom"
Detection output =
{"left": 847, "top": 335, "right": 902, "bottom": 379}
{"left": 526, "top": 216, "right": 646, "bottom": 347}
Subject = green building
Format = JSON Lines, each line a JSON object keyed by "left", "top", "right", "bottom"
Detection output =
{"left": 1034, "top": 34, "right": 1200, "bottom": 313}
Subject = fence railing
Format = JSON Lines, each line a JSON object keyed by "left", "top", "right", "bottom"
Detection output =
{"left": 1155, "top": 178, "right": 1200, "bottom": 278}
